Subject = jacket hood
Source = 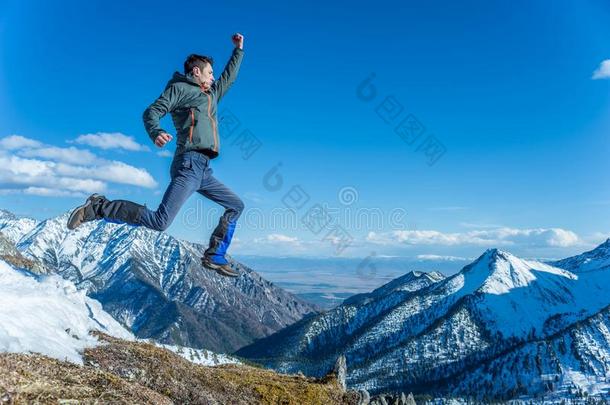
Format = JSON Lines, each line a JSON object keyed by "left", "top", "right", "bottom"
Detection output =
{"left": 169, "top": 71, "right": 200, "bottom": 87}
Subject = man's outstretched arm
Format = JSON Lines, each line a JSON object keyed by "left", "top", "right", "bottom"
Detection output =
{"left": 212, "top": 33, "right": 245, "bottom": 101}
{"left": 143, "top": 84, "right": 183, "bottom": 145}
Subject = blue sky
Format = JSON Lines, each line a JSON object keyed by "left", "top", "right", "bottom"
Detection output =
{"left": 1, "top": 0, "right": 609, "bottom": 260}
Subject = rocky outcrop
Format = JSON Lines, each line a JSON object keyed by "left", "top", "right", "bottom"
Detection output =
{"left": 0, "top": 232, "right": 46, "bottom": 275}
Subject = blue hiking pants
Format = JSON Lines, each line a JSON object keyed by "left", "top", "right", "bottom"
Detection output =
{"left": 99, "top": 151, "right": 244, "bottom": 264}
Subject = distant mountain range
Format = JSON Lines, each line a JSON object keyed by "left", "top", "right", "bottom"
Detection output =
{"left": 0, "top": 209, "right": 318, "bottom": 353}
{"left": 237, "top": 241, "right": 610, "bottom": 401}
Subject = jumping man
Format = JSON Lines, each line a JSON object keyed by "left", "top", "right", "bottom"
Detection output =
{"left": 67, "top": 33, "right": 246, "bottom": 278}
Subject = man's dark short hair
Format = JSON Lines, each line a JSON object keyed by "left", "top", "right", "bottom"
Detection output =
{"left": 184, "top": 54, "right": 214, "bottom": 75}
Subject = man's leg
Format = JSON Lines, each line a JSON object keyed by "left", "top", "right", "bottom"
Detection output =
{"left": 198, "top": 168, "right": 245, "bottom": 265}
{"left": 67, "top": 153, "right": 200, "bottom": 232}
{"left": 67, "top": 193, "right": 147, "bottom": 230}
{"left": 135, "top": 167, "right": 200, "bottom": 231}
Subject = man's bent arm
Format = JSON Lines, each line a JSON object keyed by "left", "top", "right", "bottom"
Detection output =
{"left": 212, "top": 47, "right": 244, "bottom": 101}
{"left": 143, "top": 84, "right": 183, "bottom": 143}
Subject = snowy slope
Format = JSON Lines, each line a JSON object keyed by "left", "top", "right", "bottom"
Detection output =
{"left": 445, "top": 305, "right": 610, "bottom": 400}
{"left": 0, "top": 257, "right": 241, "bottom": 370}
{"left": 0, "top": 259, "right": 132, "bottom": 364}
{"left": 152, "top": 341, "right": 241, "bottom": 366}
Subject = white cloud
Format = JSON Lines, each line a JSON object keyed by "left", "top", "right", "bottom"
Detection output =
{"left": 0, "top": 155, "right": 107, "bottom": 193}
{"left": 241, "top": 233, "right": 311, "bottom": 256}
{"left": 51, "top": 161, "right": 156, "bottom": 189}
{"left": 3, "top": 155, "right": 53, "bottom": 177}
{"left": 592, "top": 59, "right": 610, "bottom": 80}
{"left": 157, "top": 150, "right": 173, "bottom": 158}
{"left": 93, "top": 161, "right": 157, "bottom": 188}
{"left": 19, "top": 146, "right": 99, "bottom": 165}
{"left": 256, "top": 233, "right": 300, "bottom": 243}
{"left": 543, "top": 228, "right": 580, "bottom": 247}
{"left": 0, "top": 134, "right": 158, "bottom": 197}
{"left": 23, "top": 187, "right": 85, "bottom": 197}
{"left": 0, "top": 135, "right": 42, "bottom": 150}
{"left": 367, "top": 227, "right": 582, "bottom": 248}
{"left": 367, "top": 230, "right": 462, "bottom": 246}
{"left": 416, "top": 254, "right": 470, "bottom": 261}
{"left": 239, "top": 234, "right": 344, "bottom": 256}
{"left": 73, "top": 132, "right": 150, "bottom": 152}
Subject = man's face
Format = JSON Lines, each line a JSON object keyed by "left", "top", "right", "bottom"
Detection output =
{"left": 194, "top": 63, "right": 214, "bottom": 91}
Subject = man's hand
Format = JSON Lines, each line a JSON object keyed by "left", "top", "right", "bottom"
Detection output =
{"left": 154, "top": 132, "right": 173, "bottom": 147}
{"left": 232, "top": 33, "right": 244, "bottom": 50}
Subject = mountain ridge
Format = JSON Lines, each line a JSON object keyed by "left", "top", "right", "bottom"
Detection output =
{"left": 0, "top": 208, "right": 319, "bottom": 353}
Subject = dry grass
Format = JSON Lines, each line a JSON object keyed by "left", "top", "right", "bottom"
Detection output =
{"left": 0, "top": 254, "right": 45, "bottom": 275}
{"left": 0, "top": 351, "right": 170, "bottom": 404}
{"left": 0, "top": 332, "right": 359, "bottom": 405}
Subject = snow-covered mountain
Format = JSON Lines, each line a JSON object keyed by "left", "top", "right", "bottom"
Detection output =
{"left": 238, "top": 241, "right": 610, "bottom": 401}
{"left": 0, "top": 209, "right": 38, "bottom": 244}
{"left": 0, "top": 209, "right": 318, "bottom": 353}
{"left": 551, "top": 238, "right": 610, "bottom": 273}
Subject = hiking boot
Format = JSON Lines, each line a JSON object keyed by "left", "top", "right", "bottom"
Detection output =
{"left": 67, "top": 193, "right": 106, "bottom": 230}
{"left": 201, "top": 256, "right": 239, "bottom": 278}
